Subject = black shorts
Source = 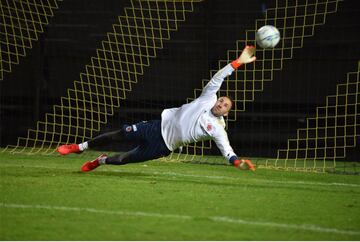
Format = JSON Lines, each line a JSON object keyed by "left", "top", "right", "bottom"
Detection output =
{"left": 121, "top": 120, "right": 171, "bottom": 162}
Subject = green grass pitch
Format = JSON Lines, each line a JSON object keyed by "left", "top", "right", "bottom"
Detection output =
{"left": 1, "top": 150, "right": 359, "bottom": 240}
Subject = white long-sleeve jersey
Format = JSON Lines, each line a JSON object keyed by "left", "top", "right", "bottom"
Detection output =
{"left": 161, "top": 63, "right": 237, "bottom": 161}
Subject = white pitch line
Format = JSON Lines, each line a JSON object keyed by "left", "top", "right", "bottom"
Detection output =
{"left": 211, "top": 216, "right": 360, "bottom": 236}
{"left": 1, "top": 202, "right": 359, "bottom": 236}
{"left": 0, "top": 203, "right": 191, "bottom": 220}
{"left": 147, "top": 170, "right": 360, "bottom": 188}
{"left": 1, "top": 163, "right": 360, "bottom": 188}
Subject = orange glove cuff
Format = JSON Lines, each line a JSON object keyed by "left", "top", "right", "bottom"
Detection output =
{"left": 233, "top": 159, "right": 240, "bottom": 167}
{"left": 231, "top": 60, "right": 242, "bottom": 69}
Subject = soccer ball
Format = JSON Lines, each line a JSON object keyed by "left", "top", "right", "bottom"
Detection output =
{"left": 255, "top": 25, "right": 281, "bottom": 48}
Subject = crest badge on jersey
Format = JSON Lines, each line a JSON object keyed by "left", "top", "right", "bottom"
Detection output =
{"left": 125, "top": 126, "right": 132, "bottom": 132}
{"left": 207, "top": 124, "right": 212, "bottom": 132}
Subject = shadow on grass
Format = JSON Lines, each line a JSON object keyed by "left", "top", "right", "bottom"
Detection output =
{"left": 80, "top": 169, "right": 360, "bottom": 195}
{"left": 75, "top": 170, "right": 154, "bottom": 179}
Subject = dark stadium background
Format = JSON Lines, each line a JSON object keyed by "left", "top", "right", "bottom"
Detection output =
{"left": 1, "top": 0, "right": 359, "bottom": 160}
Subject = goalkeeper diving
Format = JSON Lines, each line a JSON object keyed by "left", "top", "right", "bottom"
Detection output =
{"left": 57, "top": 46, "right": 257, "bottom": 172}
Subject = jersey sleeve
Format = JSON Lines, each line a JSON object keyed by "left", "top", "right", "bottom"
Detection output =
{"left": 200, "top": 63, "right": 235, "bottom": 97}
{"left": 212, "top": 129, "right": 237, "bottom": 162}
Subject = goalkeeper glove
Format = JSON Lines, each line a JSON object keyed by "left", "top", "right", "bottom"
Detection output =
{"left": 231, "top": 45, "right": 256, "bottom": 69}
{"left": 234, "top": 159, "right": 256, "bottom": 172}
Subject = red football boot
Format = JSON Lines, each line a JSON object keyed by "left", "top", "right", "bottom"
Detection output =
{"left": 81, "top": 154, "right": 107, "bottom": 172}
{"left": 57, "top": 144, "right": 81, "bottom": 155}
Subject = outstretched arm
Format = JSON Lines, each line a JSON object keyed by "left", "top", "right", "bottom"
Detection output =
{"left": 201, "top": 46, "right": 256, "bottom": 97}
{"left": 213, "top": 132, "right": 256, "bottom": 172}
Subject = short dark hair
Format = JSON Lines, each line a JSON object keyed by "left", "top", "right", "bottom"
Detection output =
{"left": 224, "top": 95, "right": 234, "bottom": 110}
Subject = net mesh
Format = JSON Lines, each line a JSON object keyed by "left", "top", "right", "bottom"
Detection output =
{"left": 266, "top": 62, "right": 359, "bottom": 172}
{"left": 168, "top": 0, "right": 358, "bottom": 173}
{"left": 3, "top": 0, "right": 358, "bottom": 173}
{"left": 3, "top": 0, "right": 204, "bottom": 154}
{"left": 0, "top": 0, "right": 63, "bottom": 80}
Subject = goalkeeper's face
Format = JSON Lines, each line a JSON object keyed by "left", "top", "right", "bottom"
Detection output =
{"left": 211, "top": 96, "right": 232, "bottom": 117}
